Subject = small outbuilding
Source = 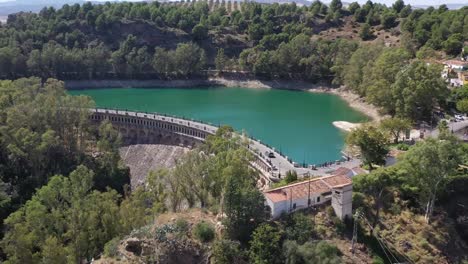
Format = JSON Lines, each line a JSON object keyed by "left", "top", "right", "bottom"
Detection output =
{"left": 263, "top": 174, "right": 352, "bottom": 220}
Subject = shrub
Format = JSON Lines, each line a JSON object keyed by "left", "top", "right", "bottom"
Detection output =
{"left": 326, "top": 206, "right": 336, "bottom": 217}
{"left": 212, "top": 239, "right": 245, "bottom": 264}
{"left": 372, "top": 255, "right": 385, "bottom": 264}
{"left": 175, "top": 218, "right": 189, "bottom": 233}
{"left": 396, "top": 143, "right": 409, "bottom": 151}
{"left": 103, "top": 237, "right": 121, "bottom": 258}
{"left": 192, "top": 221, "right": 215, "bottom": 242}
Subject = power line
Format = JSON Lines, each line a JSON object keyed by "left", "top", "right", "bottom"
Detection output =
{"left": 354, "top": 212, "right": 414, "bottom": 264}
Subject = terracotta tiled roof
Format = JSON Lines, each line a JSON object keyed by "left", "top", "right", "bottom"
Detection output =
{"left": 264, "top": 175, "right": 352, "bottom": 203}
{"left": 333, "top": 167, "right": 352, "bottom": 176}
{"left": 321, "top": 174, "right": 353, "bottom": 188}
{"left": 444, "top": 60, "right": 468, "bottom": 66}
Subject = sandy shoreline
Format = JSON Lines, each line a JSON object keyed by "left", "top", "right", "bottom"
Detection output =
{"left": 65, "top": 78, "right": 382, "bottom": 124}
{"left": 307, "top": 86, "right": 382, "bottom": 122}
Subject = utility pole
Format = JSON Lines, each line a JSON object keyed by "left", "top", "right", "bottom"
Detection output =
{"left": 308, "top": 178, "right": 311, "bottom": 207}
{"left": 289, "top": 187, "right": 292, "bottom": 212}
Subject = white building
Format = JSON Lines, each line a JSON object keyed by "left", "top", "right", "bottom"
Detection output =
{"left": 444, "top": 60, "right": 468, "bottom": 71}
{"left": 263, "top": 174, "right": 352, "bottom": 220}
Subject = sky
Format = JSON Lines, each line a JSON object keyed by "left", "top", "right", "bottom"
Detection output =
{"left": 352, "top": 0, "right": 467, "bottom": 5}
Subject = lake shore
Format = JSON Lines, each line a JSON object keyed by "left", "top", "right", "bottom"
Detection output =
{"left": 308, "top": 87, "right": 383, "bottom": 122}
{"left": 65, "top": 77, "right": 382, "bottom": 123}
{"left": 65, "top": 77, "right": 325, "bottom": 90}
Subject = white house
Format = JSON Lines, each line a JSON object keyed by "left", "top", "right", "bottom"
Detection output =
{"left": 444, "top": 60, "right": 468, "bottom": 71}
{"left": 263, "top": 174, "right": 352, "bottom": 220}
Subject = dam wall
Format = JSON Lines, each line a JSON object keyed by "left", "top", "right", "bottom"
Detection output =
{"left": 90, "top": 108, "right": 291, "bottom": 186}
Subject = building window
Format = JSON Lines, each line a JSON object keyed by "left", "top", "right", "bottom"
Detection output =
{"left": 317, "top": 197, "right": 320, "bottom": 203}
{"left": 293, "top": 203, "right": 296, "bottom": 209}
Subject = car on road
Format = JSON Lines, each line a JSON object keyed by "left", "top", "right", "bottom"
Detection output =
{"left": 455, "top": 114, "right": 465, "bottom": 121}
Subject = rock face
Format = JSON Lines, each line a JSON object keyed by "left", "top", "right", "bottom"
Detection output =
{"left": 120, "top": 236, "right": 209, "bottom": 264}
{"left": 119, "top": 144, "right": 189, "bottom": 188}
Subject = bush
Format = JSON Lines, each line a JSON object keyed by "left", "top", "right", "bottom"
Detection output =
{"left": 192, "top": 221, "right": 215, "bottom": 242}
{"left": 212, "top": 239, "right": 245, "bottom": 264}
{"left": 103, "top": 237, "right": 121, "bottom": 258}
{"left": 285, "top": 170, "right": 298, "bottom": 184}
{"left": 396, "top": 143, "right": 409, "bottom": 151}
{"left": 326, "top": 206, "right": 336, "bottom": 217}
{"left": 372, "top": 255, "right": 385, "bottom": 264}
{"left": 175, "top": 218, "right": 189, "bottom": 233}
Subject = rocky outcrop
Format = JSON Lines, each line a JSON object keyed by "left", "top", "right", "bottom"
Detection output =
{"left": 120, "top": 236, "right": 209, "bottom": 264}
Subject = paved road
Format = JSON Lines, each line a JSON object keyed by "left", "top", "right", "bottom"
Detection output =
{"left": 428, "top": 119, "right": 468, "bottom": 140}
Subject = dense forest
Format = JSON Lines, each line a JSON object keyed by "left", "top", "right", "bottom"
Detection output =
{"left": 0, "top": 0, "right": 466, "bottom": 81}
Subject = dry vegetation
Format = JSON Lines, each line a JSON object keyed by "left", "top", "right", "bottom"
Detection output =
{"left": 312, "top": 16, "right": 401, "bottom": 47}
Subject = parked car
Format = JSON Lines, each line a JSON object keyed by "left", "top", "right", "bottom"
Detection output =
{"left": 455, "top": 114, "right": 465, "bottom": 121}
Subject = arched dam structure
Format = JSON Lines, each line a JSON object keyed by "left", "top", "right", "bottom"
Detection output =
{"left": 90, "top": 108, "right": 298, "bottom": 186}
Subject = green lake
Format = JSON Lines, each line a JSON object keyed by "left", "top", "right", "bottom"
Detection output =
{"left": 69, "top": 87, "right": 368, "bottom": 165}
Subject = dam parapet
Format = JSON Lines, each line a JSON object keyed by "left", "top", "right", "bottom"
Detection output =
{"left": 90, "top": 108, "right": 297, "bottom": 186}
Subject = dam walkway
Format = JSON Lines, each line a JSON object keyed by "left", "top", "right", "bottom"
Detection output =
{"left": 90, "top": 108, "right": 360, "bottom": 185}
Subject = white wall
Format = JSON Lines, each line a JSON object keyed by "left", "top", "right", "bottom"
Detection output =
{"left": 266, "top": 193, "right": 333, "bottom": 219}
{"left": 332, "top": 185, "right": 353, "bottom": 220}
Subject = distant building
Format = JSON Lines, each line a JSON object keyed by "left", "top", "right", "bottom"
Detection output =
{"left": 458, "top": 71, "right": 468, "bottom": 86}
{"left": 444, "top": 60, "right": 468, "bottom": 71}
{"left": 263, "top": 174, "right": 352, "bottom": 220}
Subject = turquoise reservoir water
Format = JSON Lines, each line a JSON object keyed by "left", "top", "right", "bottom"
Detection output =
{"left": 69, "top": 87, "right": 367, "bottom": 165}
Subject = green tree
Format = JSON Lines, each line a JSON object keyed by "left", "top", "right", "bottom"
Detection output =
{"left": 381, "top": 11, "right": 397, "bottom": 29}
{"left": 212, "top": 239, "right": 245, "bottom": 264}
{"left": 346, "top": 124, "right": 389, "bottom": 170}
{"left": 193, "top": 221, "right": 216, "bottom": 243}
{"left": 41, "top": 236, "right": 67, "bottom": 264}
{"left": 379, "top": 117, "right": 412, "bottom": 143}
{"left": 342, "top": 44, "right": 383, "bottom": 96}
{"left": 353, "top": 167, "right": 400, "bottom": 227}
{"left": 223, "top": 173, "right": 266, "bottom": 244}
{"left": 329, "top": 0, "right": 343, "bottom": 13}
{"left": 456, "top": 98, "right": 468, "bottom": 113}
{"left": 284, "top": 170, "right": 298, "bottom": 184}
{"left": 364, "top": 48, "right": 411, "bottom": 115}
{"left": 400, "top": 138, "right": 463, "bottom": 223}
{"left": 392, "top": 60, "right": 448, "bottom": 121}
{"left": 348, "top": 2, "right": 360, "bottom": 14}
{"left": 249, "top": 224, "right": 283, "bottom": 264}
{"left": 1, "top": 166, "right": 122, "bottom": 263}
{"left": 443, "top": 33, "right": 463, "bottom": 56}
{"left": 360, "top": 23, "right": 373, "bottom": 40}
{"left": 215, "top": 48, "right": 227, "bottom": 72}
{"left": 283, "top": 240, "right": 341, "bottom": 264}
{"left": 284, "top": 212, "right": 314, "bottom": 244}
{"left": 192, "top": 23, "right": 208, "bottom": 41}
{"left": 392, "top": 0, "right": 405, "bottom": 14}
